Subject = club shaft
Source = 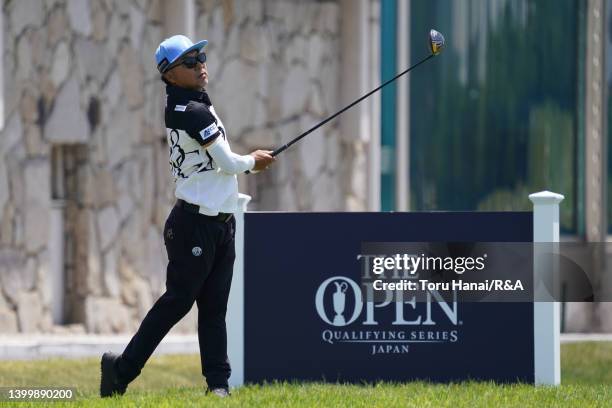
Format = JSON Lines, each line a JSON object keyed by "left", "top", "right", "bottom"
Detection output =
{"left": 272, "top": 53, "right": 435, "bottom": 157}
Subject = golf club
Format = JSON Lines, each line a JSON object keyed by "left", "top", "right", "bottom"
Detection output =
{"left": 247, "top": 29, "right": 445, "bottom": 173}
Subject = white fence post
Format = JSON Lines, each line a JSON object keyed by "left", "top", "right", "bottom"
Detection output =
{"left": 227, "top": 193, "right": 251, "bottom": 388}
{"left": 529, "top": 190, "right": 563, "bottom": 385}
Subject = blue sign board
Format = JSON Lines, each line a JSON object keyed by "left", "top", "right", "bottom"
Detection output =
{"left": 244, "top": 212, "right": 533, "bottom": 383}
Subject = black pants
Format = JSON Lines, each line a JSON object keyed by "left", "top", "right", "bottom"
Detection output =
{"left": 116, "top": 203, "right": 236, "bottom": 389}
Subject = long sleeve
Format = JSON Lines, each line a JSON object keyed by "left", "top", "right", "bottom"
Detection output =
{"left": 205, "top": 137, "right": 255, "bottom": 175}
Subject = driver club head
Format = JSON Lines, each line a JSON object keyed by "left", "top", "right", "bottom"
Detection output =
{"left": 429, "top": 29, "right": 445, "bottom": 56}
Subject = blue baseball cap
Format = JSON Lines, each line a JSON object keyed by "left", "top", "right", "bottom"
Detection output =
{"left": 155, "top": 35, "right": 208, "bottom": 73}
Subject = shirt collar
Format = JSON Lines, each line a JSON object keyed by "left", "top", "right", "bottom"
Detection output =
{"left": 166, "top": 85, "right": 212, "bottom": 106}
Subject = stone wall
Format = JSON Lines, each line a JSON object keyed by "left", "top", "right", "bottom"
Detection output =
{"left": 196, "top": 0, "right": 360, "bottom": 211}
{"left": 0, "top": 0, "right": 173, "bottom": 334}
{"left": 0, "top": 0, "right": 363, "bottom": 334}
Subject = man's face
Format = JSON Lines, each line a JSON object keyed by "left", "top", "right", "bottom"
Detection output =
{"left": 164, "top": 50, "right": 208, "bottom": 90}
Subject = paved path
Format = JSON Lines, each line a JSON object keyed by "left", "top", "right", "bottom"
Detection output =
{"left": 0, "top": 333, "right": 610, "bottom": 360}
{"left": 0, "top": 334, "right": 198, "bottom": 360}
{"left": 560, "top": 333, "right": 612, "bottom": 343}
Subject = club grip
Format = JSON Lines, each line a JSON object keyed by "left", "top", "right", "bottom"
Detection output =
{"left": 271, "top": 145, "right": 286, "bottom": 156}
{"left": 245, "top": 144, "right": 286, "bottom": 174}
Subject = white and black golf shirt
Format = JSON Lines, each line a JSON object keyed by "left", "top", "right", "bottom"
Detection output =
{"left": 164, "top": 85, "right": 248, "bottom": 215}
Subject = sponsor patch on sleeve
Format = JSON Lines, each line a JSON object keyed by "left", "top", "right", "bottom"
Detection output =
{"left": 200, "top": 122, "right": 219, "bottom": 140}
{"left": 174, "top": 105, "right": 187, "bottom": 112}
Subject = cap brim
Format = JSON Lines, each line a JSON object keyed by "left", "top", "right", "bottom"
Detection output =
{"left": 176, "top": 39, "right": 208, "bottom": 60}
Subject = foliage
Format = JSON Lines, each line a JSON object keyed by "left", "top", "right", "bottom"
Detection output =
{"left": 409, "top": 0, "right": 578, "bottom": 232}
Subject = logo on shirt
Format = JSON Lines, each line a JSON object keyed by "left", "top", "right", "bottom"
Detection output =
{"left": 200, "top": 122, "right": 218, "bottom": 139}
{"left": 192, "top": 246, "right": 203, "bottom": 256}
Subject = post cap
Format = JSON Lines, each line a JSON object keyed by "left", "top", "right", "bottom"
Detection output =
{"left": 528, "top": 190, "right": 565, "bottom": 205}
{"left": 237, "top": 193, "right": 252, "bottom": 212}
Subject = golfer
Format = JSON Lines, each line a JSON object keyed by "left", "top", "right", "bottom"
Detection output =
{"left": 100, "top": 35, "right": 275, "bottom": 398}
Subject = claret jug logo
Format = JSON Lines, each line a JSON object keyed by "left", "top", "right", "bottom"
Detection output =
{"left": 315, "top": 276, "right": 460, "bottom": 355}
{"left": 315, "top": 277, "right": 363, "bottom": 326}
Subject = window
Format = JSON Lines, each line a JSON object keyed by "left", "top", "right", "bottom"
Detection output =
{"left": 51, "top": 144, "right": 88, "bottom": 324}
{"left": 409, "top": 0, "right": 581, "bottom": 232}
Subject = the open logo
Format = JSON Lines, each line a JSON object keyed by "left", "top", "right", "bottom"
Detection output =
{"left": 315, "top": 277, "right": 363, "bottom": 327}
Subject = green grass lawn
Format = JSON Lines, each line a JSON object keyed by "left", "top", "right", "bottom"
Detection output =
{"left": 0, "top": 342, "right": 610, "bottom": 407}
